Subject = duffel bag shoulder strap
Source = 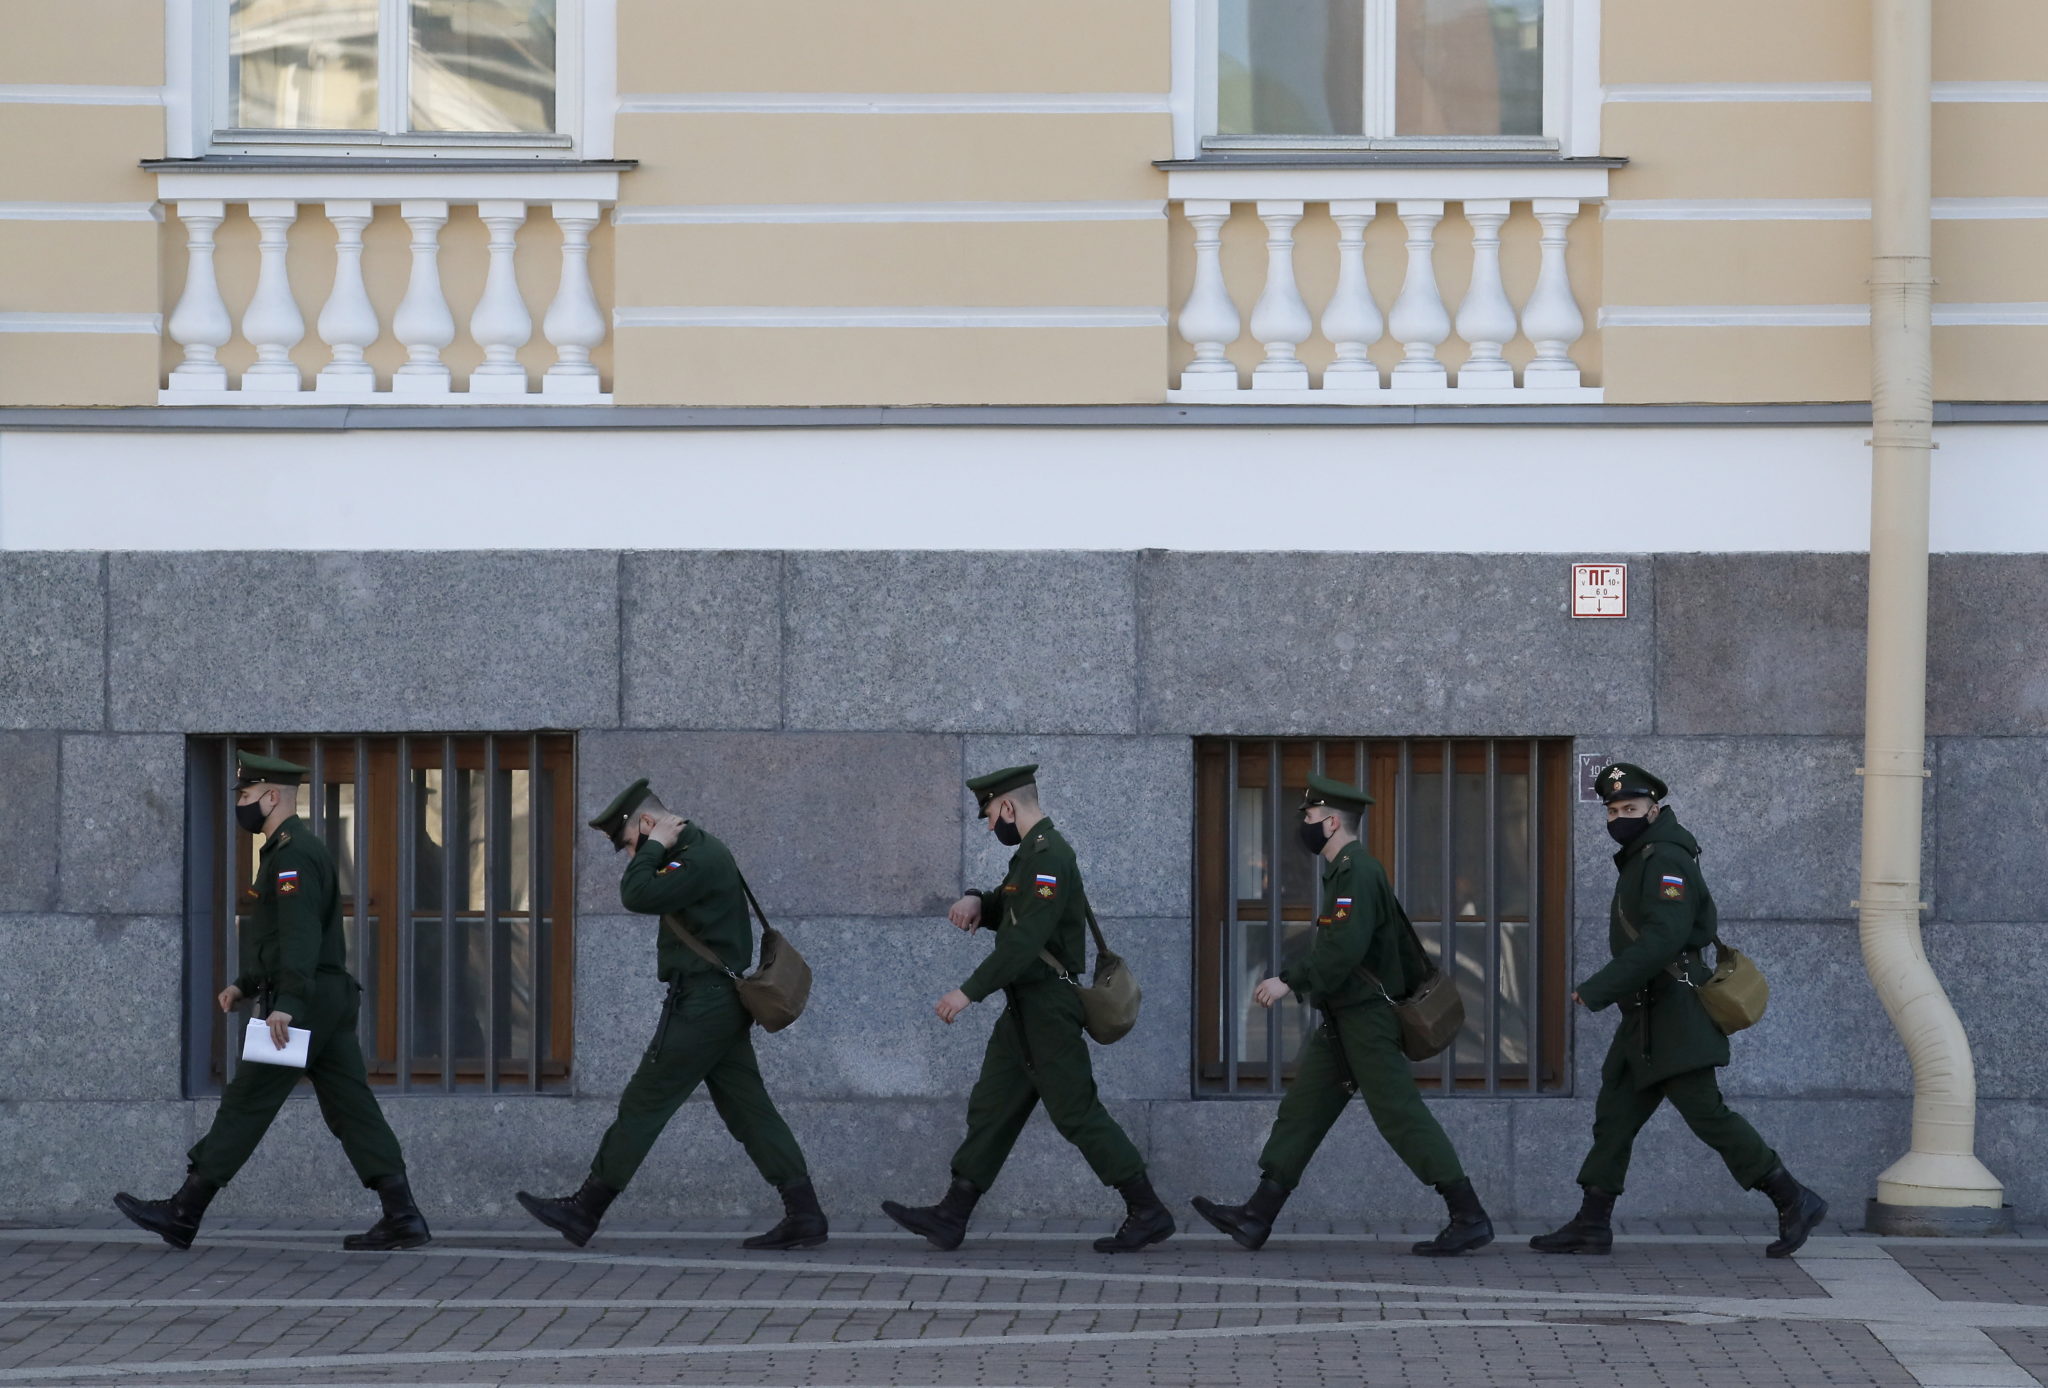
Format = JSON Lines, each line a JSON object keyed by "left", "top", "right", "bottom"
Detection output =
{"left": 1356, "top": 891, "right": 1431, "bottom": 1003}
{"left": 1037, "top": 897, "right": 1106, "bottom": 981}
{"left": 660, "top": 913, "right": 741, "bottom": 981}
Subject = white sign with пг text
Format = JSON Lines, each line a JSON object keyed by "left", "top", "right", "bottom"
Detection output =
{"left": 1571, "top": 563, "right": 1628, "bottom": 618}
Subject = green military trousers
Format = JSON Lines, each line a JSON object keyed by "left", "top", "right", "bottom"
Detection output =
{"left": 590, "top": 976, "right": 808, "bottom": 1193}
{"left": 950, "top": 981, "right": 1146, "bottom": 1191}
{"left": 1259, "top": 1001, "right": 1465, "bottom": 1191}
{"left": 187, "top": 972, "right": 406, "bottom": 1189}
{"left": 1576, "top": 1044, "right": 1779, "bottom": 1195}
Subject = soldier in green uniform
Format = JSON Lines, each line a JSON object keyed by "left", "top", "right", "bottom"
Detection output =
{"left": 114, "top": 753, "right": 428, "bottom": 1252}
{"left": 514, "top": 779, "right": 826, "bottom": 1250}
{"left": 1192, "top": 774, "right": 1493, "bottom": 1256}
{"left": 1531, "top": 762, "right": 1827, "bottom": 1258}
{"left": 882, "top": 765, "right": 1173, "bottom": 1254}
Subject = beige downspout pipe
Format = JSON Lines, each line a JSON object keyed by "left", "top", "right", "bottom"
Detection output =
{"left": 1861, "top": 0, "right": 2004, "bottom": 1225}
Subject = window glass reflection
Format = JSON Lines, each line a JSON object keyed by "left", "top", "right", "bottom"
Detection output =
{"left": 1395, "top": 0, "right": 1544, "bottom": 136}
{"left": 231, "top": 0, "right": 379, "bottom": 130}
{"left": 1217, "top": 0, "right": 1364, "bottom": 136}
{"left": 410, "top": 0, "right": 557, "bottom": 133}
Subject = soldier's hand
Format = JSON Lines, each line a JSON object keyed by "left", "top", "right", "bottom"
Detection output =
{"left": 1572, "top": 991, "right": 1586, "bottom": 1008}
{"left": 266, "top": 1010, "right": 293, "bottom": 1049}
{"left": 1252, "top": 977, "right": 1291, "bottom": 1008}
{"left": 935, "top": 989, "right": 972, "bottom": 1024}
{"left": 947, "top": 895, "right": 982, "bottom": 932}
{"left": 217, "top": 984, "right": 243, "bottom": 1013}
{"left": 640, "top": 811, "right": 685, "bottom": 850}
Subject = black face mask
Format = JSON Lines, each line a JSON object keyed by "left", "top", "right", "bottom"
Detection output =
{"left": 992, "top": 813, "right": 1022, "bottom": 847}
{"left": 1606, "top": 814, "right": 1652, "bottom": 846}
{"left": 235, "top": 797, "right": 271, "bottom": 835}
{"left": 1297, "top": 818, "right": 1332, "bottom": 855}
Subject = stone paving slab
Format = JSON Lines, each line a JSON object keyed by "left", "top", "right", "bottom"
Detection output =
{"left": 0, "top": 1225, "right": 2040, "bottom": 1387}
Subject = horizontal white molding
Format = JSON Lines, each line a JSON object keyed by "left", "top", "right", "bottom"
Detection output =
{"left": 1602, "top": 303, "right": 2048, "bottom": 328}
{"left": 1605, "top": 199, "right": 1872, "bottom": 222}
{"left": 1606, "top": 81, "right": 2048, "bottom": 103}
{"left": 0, "top": 202, "right": 162, "bottom": 223}
{"left": 0, "top": 83, "right": 162, "bottom": 106}
{"left": 7, "top": 424, "right": 2044, "bottom": 552}
{"left": 0, "top": 312, "right": 162, "bottom": 334}
{"left": 615, "top": 201, "right": 1166, "bottom": 226}
{"left": 615, "top": 306, "right": 1168, "bottom": 329}
{"left": 1608, "top": 198, "right": 2048, "bottom": 222}
{"left": 617, "top": 92, "right": 1171, "bottom": 116}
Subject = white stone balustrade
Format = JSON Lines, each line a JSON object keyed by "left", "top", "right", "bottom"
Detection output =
{"left": 1168, "top": 192, "right": 1601, "bottom": 404}
{"left": 156, "top": 173, "right": 618, "bottom": 405}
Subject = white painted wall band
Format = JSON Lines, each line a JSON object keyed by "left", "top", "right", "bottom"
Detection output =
{"left": 0, "top": 84, "right": 163, "bottom": 106}
{"left": 613, "top": 201, "right": 1166, "bottom": 226}
{"left": 1606, "top": 81, "right": 2048, "bottom": 103}
{"left": 0, "top": 203, "right": 163, "bottom": 223}
{"left": 613, "top": 306, "right": 1169, "bottom": 328}
{"left": 0, "top": 312, "right": 163, "bottom": 334}
{"left": 1607, "top": 198, "right": 2048, "bottom": 221}
{"left": 616, "top": 92, "right": 1172, "bottom": 115}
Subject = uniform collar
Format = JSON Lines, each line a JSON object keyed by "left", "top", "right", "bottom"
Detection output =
{"left": 260, "top": 814, "right": 304, "bottom": 855}
{"left": 1611, "top": 806, "right": 1693, "bottom": 866}
{"left": 1321, "top": 839, "right": 1358, "bottom": 880}
{"left": 1010, "top": 816, "right": 1056, "bottom": 855}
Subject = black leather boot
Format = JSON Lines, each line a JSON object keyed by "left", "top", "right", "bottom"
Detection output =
{"left": 1530, "top": 1185, "right": 1617, "bottom": 1255}
{"left": 742, "top": 1177, "right": 829, "bottom": 1251}
{"left": 343, "top": 1174, "right": 432, "bottom": 1251}
{"left": 1757, "top": 1165, "right": 1828, "bottom": 1259}
{"left": 1190, "top": 1177, "right": 1289, "bottom": 1252}
{"left": 880, "top": 1176, "right": 980, "bottom": 1251}
{"left": 113, "top": 1171, "right": 217, "bottom": 1251}
{"left": 1094, "top": 1175, "right": 1176, "bottom": 1253}
{"left": 1412, "top": 1176, "right": 1495, "bottom": 1256}
{"left": 516, "top": 1176, "right": 617, "bottom": 1248}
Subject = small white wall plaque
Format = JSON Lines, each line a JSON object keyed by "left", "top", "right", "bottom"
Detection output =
{"left": 1571, "top": 563, "right": 1628, "bottom": 618}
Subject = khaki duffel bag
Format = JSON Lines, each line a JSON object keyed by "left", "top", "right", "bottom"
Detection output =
{"left": 661, "top": 875, "right": 811, "bottom": 1032}
{"left": 1038, "top": 903, "right": 1141, "bottom": 1044}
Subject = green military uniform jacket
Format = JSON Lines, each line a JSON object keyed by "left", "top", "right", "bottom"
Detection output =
{"left": 961, "top": 818, "right": 1086, "bottom": 1002}
{"left": 620, "top": 822, "right": 753, "bottom": 981}
{"left": 1279, "top": 841, "right": 1412, "bottom": 1011}
{"left": 233, "top": 815, "right": 349, "bottom": 1021}
{"left": 1576, "top": 809, "right": 1730, "bottom": 1089}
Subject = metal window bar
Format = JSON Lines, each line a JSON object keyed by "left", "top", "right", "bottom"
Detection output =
{"left": 1527, "top": 737, "right": 1542, "bottom": 1090}
{"left": 355, "top": 739, "right": 372, "bottom": 1070}
{"left": 1265, "top": 743, "right": 1282, "bottom": 1095}
{"left": 1485, "top": 740, "right": 1501, "bottom": 1093}
{"left": 219, "top": 737, "right": 240, "bottom": 1088}
{"left": 441, "top": 734, "right": 457, "bottom": 1093}
{"left": 1436, "top": 737, "right": 1453, "bottom": 1091}
{"left": 483, "top": 737, "right": 498, "bottom": 1093}
{"left": 528, "top": 732, "right": 543, "bottom": 1093}
{"left": 1223, "top": 741, "right": 1239, "bottom": 1094}
{"left": 396, "top": 735, "right": 415, "bottom": 1095}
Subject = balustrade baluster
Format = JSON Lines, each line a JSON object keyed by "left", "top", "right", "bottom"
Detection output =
{"left": 1455, "top": 199, "right": 1517, "bottom": 390}
{"left": 1389, "top": 200, "right": 1451, "bottom": 389}
{"left": 542, "top": 200, "right": 605, "bottom": 396}
{"left": 1174, "top": 199, "right": 1240, "bottom": 391}
{"left": 166, "top": 200, "right": 230, "bottom": 392}
{"left": 316, "top": 200, "right": 378, "bottom": 393}
{"left": 241, "top": 200, "right": 304, "bottom": 392}
{"left": 470, "top": 200, "right": 532, "bottom": 395}
{"left": 1522, "top": 199, "right": 1586, "bottom": 388}
{"left": 393, "top": 199, "right": 455, "bottom": 396}
{"left": 1250, "top": 200, "right": 1311, "bottom": 390}
{"left": 1321, "top": 200, "right": 1382, "bottom": 390}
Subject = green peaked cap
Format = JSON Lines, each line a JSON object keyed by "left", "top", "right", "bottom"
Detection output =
{"left": 965, "top": 763, "right": 1038, "bottom": 813}
{"left": 1301, "top": 771, "right": 1373, "bottom": 813}
{"left": 588, "top": 777, "right": 652, "bottom": 851}
{"left": 235, "top": 751, "right": 307, "bottom": 787}
{"left": 1595, "top": 762, "right": 1668, "bottom": 804}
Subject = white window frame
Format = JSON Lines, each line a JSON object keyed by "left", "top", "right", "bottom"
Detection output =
{"left": 1169, "top": 0, "right": 1600, "bottom": 159}
{"left": 163, "top": 0, "right": 617, "bottom": 160}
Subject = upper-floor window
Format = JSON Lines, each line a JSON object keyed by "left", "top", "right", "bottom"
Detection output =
{"left": 205, "top": 0, "right": 578, "bottom": 154}
{"left": 1196, "top": 0, "right": 1593, "bottom": 153}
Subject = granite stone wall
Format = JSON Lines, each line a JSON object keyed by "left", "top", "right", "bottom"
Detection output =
{"left": 1, "top": 549, "right": 2043, "bottom": 1225}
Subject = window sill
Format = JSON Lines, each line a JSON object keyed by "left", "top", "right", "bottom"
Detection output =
{"left": 144, "top": 155, "right": 636, "bottom": 204}
{"left": 1158, "top": 151, "right": 1626, "bottom": 170}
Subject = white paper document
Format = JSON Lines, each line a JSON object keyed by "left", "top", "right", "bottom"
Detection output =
{"left": 241, "top": 1017, "right": 311, "bottom": 1069}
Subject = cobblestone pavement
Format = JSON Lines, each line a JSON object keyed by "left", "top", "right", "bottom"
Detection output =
{"left": 0, "top": 1220, "right": 2043, "bottom": 1387}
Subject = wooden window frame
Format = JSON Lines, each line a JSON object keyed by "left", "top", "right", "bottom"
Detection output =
{"left": 1194, "top": 736, "right": 1573, "bottom": 1097}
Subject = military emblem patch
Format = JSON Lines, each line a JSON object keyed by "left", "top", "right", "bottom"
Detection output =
{"left": 1316, "top": 915, "right": 1333, "bottom": 927}
{"left": 277, "top": 869, "right": 299, "bottom": 896}
{"left": 1034, "top": 872, "right": 1059, "bottom": 899}
{"left": 1334, "top": 895, "right": 1352, "bottom": 920}
{"left": 1003, "top": 883, "right": 1019, "bottom": 894}
{"left": 1660, "top": 873, "right": 1685, "bottom": 900}
{"left": 655, "top": 860, "right": 682, "bottom": 876}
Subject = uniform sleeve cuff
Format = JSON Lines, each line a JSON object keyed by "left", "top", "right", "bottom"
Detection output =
{"left": 271, "top": 993, "right": 309, "bottom": 1021}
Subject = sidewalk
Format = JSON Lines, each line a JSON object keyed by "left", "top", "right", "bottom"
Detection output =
{"left": 0, "top": 1218, "right": 2043, "bottom": 1386}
